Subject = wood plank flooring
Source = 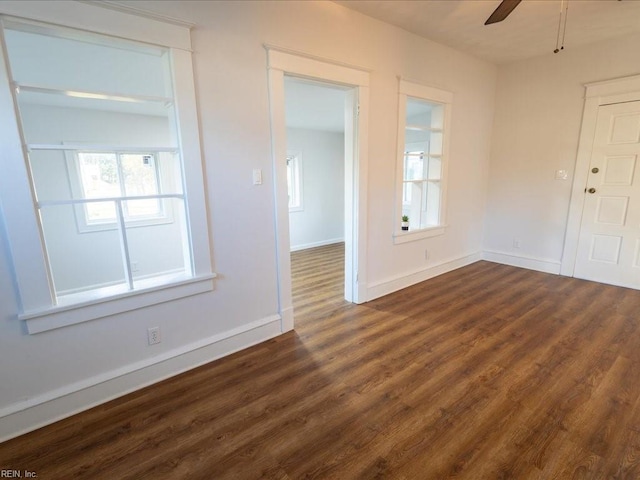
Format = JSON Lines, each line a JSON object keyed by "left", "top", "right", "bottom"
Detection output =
{"left": 2, "top": 242, "right": 640, "bottom": 479}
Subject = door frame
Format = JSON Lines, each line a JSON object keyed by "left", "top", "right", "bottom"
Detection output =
{"left": 561, "top": 73, "right": 640, "bottom": 277}
{"left": 265, "top": 46, "right": 370, "bottom": 332}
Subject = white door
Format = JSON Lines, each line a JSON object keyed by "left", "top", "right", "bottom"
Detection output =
{"left": 574, "top": 100, "right": 640, "bottom": 289}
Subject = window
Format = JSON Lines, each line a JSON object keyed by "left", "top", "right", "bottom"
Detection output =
{"left": 0, "top": 10, "right": 214, "bottom": 333}
{"left": 286, "top": 153, "right": 303, "bottom": 211}
{"left": 4, "top": 22, "right": 191, "bottom": 298}
{"left": 78, "top": 152, "right": 162, "bottom": 222}
{"left": 395, "top": 80, "right": 452, "bottom": 243}
{"left": 68, "top": 151, "right": 178, "bottom": 230}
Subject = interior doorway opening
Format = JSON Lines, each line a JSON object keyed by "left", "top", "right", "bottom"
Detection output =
{"left": 284, "top": 76, "right": 350, "bottom": 306}
{"left": 266, "top": 47, "right": 370, "bottom": 332}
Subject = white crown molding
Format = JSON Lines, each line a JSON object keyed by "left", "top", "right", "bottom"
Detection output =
{"left": 81, "top": 0, "right": 195, "bottom": 29}
{"left": 263, "top": 43, "right": 372, "bottom": 74}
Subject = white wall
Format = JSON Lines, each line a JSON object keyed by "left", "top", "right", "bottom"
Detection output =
{"left": 484, "top": 31, "right": 640, "bottom": 273}
{"left": 287, "top": 128, "right": 344, "bottom": 251}
{"left": 0, "top": 0, "right": 497, "bottom": 440}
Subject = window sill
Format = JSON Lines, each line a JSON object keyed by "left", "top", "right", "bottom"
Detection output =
{"left": 19, "top": 273, "right": 217, "bottom": 334}
{"left": 393, "top": 225, "right": 446, "bottom": 244}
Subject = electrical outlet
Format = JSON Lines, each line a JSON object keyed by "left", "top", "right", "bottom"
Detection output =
{"left": 513, "top": 238, "right": 521, "bottom": 249}
{"left": 147, "top": 326, "right": 161, "bottom": 345}
{"left": 424, "top": 249, "right": 429, "bottom": 260}
{"left": 131, "top": 261, "right": 139, "bottom": 272}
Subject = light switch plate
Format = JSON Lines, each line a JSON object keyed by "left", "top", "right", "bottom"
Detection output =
{"left": 253, "top": 168, "right": 262, "bottom": 185}
{"left": 555, "top": 169, "right": 568, "bottom": 180}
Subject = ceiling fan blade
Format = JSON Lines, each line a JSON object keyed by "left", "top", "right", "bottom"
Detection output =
{"left": 485, "top": 0, "right": 522, "bottom": 25}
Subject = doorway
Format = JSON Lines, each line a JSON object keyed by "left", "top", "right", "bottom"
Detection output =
{"left": 266, "top": 48, "right": 370, "bottom": 332}
{"left": 562, "top": 74, "right": 640, "bottom": 290}
{"left": 284, "top": 77, "right": 349, "bottom": 305}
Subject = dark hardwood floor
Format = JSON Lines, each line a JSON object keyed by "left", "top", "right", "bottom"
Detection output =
{"left": 2, "top": 242, "right": 640, "bottom": 479}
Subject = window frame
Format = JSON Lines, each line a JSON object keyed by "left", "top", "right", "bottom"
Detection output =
{"left": 0, "top": 8, "right": 215, "bottom": 334}
{"left": 394, "top": 79, "right": 453, "bottom": 244}
{"left": 286, "top": 151, "right": 303, "bottom": 212}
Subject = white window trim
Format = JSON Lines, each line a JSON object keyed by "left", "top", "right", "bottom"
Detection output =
{"left": 0, "top": 5, "right": 214, "bottom": 334}
{"left": 0, "top": 1, "right": 193, "bottom": 50}
{"left": 286, "top": 151, "right": 303, "bottom": 212}
{"left": 393, "top": 79, "right": 453, "bottom": 244}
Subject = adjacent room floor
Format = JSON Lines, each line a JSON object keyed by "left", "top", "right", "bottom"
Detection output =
{"left": 2, "top": 245, "right": 640, "bottom": 479}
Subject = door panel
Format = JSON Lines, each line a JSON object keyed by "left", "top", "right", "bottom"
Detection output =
{"left": 603, "top": 155, "right": 636, "bottom": 185}
{"left": 574, "top": 101, "right": 640, "bottom": 289}
{"left": 594, "top": 196, "right": 628, "bottom": 225}
{"left": 609, "top": 113, "right": 640, "bottom": 144}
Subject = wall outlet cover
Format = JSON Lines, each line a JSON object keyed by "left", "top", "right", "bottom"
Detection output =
{"left": 147, "top": 326, "right": 161, "bottom": 345}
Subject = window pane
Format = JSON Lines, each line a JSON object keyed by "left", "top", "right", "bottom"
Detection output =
{"left": 407, "top": 180, "right": 424, "bottom": 230}
{"left": 402, "top": 181, "right": 412, "bottom": 206}
{"left": 430, "top": 104, "right": 445, "bottom": 130}
{"left": 287, "top": 154, "right": 302, "bottom": 210}
{"left": 405, "top": 127, "right": 430, "bottom": 146}
{"left": 404, "top": 153, "right": 425, "bottom": 181}
{"left": 78, "top": 153, "right": 119, "bottom": 222}
{"left": 429, "top": 131, "right": 443, "bottom": 155}
{"left": 120, "top": 154, "right": 158, "bottom": 196}
{"left": 406, "top": 97, "right": 433, "bottom": 126}
{"left": 425, "top": 181, "right": 441, "bottom": 227}
{"left": 39, "top": 203, "right": 127, "bottom": 296}
{"left": 287, "top": 162, "right": 293, "bottom": 206}
{"left": 428, "top": 157, "right": 442, "bottom": 180}
{"left": 127, "top": 198, "right": 191, "bottom": 286}
{"left": 4, "top": 25, "right": 172, "bottom": 98}
{"left": 402, "top": 180, "right": 441, "bottom": 229}
{"left": 28, "top": 150, "right": 71, "bottom": 203}
{"left": 123, "top": 199, "right": 161, "bottom": 219}
{"left": 157, "top": 152, "right": 183, "bottom": 195}
{"left": 121, "top": 154, "right": 161, "bottom": 218}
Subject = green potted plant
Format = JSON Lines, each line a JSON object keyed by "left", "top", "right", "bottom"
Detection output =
{"left": 401, "top": 215, "right": 409, "bottom": 231}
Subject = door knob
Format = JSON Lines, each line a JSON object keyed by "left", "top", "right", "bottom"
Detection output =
{"left": 588, "top": 187, "right": 596, "bottom": 194}
{"left": 591, "top": 167, "right": 599, "bottom": 173}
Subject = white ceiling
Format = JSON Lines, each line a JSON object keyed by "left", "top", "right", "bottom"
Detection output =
{"left": 285, "top": 1, "right": 640, "bottom": 133}
{"left": 334, "top": 0, "right": 640, "bottom": 64}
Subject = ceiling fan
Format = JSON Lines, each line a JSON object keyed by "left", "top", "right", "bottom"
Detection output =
{"left": 484, "top": 0, "right": 576, "bottom": 53}
{"left": 484, "top": 0, "right": 522, "bottom": 25}
{"left": 485, "top": 0, "right": 622, "bottom": 26}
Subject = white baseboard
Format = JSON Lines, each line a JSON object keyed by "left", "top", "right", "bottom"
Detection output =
{"left": 280, "top": 305, "right": 295, "bottom": 332}
{"left": 290, "top": 238, "right": 344, "bottom": 252}
{"left": 0, "top": 314, "right": 282, "bottom": 443}
{"left": 366, "top": 251, "right": 483, "bottom": 302}
{"left": 482, "top": 250, "right": 561, "bottom": 275}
